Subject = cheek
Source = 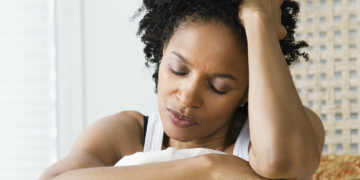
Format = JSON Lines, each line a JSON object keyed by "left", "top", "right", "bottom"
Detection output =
{"left": 158, "top": 64, "right": 170, "bottom": 93}
{"left": 202, "top": 95, "right": 242, "bottom": 123}
{"left": 209, "top": 102, "right": 236, "bottom": 119}
{"left": 158, "top": 63, "right": 178, "bottom": 94}
{"left": 157, "top": 63, "right": 175, "bottom": 106}
{"left": 205, "top": 95, "right": 237, "bottom": 110}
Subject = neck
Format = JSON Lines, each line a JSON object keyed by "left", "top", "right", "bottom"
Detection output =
{"left": 167, "top": 134, "right": 228, "bottom": 151}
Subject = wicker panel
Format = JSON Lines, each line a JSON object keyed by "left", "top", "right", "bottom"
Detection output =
{"left": 290, "top": 0, "right": 360, "bottom": 155}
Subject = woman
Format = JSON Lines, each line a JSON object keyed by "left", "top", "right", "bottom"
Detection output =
{"left": 40, "top": 0, "right": 325, "bottom": 179}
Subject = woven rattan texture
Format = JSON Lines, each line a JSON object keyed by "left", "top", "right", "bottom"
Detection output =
{"left": 290, "top": 0, "right": 360, "bottom": 155}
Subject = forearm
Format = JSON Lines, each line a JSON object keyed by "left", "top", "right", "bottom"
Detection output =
{"left": 244, "top": 13, "right": 319, "bottom": 179}
{"left": 50, "top": 155, "right": 212, "bottom": 180}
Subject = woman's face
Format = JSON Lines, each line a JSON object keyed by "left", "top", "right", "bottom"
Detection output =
{"left": 157, "top": 20, "right": 249, "bottom": 142}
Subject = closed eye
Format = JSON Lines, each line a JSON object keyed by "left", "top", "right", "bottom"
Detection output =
{"left": 170, "top": 68, "right": 188, "bottom": 76}
{"left": 170, "top": 68, "right": 228, "bottom": 95}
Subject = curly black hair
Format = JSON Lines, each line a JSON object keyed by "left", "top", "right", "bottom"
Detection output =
{"left": 132, "top": 0, "right": 309, "bottom": 95}
{"left": 132, "top": 0, "right": 309, "bottom": 148}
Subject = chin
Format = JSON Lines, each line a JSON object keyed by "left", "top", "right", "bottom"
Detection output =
{"left": 165, "top": 129, "right": 194, "bottom": 142}
{"left": 163, "top": 122, "right": 198, "bottom": 142}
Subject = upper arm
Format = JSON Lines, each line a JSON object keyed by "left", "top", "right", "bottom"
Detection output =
{"left": 69, "top": 110, "right": 145, "bottom": 162}
{"left": 40, "top": 110, "right": 144, "bottom": 180}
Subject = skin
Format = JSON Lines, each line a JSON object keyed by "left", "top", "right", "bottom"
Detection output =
{"left": 157, "top": 20, "right": 250, "bottom": 152}
{"left": 40, "top": 1, "right": 325, "bottom": 180}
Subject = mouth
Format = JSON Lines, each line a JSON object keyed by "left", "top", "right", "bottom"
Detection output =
{"left": 167, "top": 108, "right": 198, "bottom": 128}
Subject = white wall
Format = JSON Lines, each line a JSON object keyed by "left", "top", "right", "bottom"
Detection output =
{"left": 83, "top": 0, "right": 158, "bottom": 125}
{"left": 0, "top": 1, "right": 58, "bottom": 179}
{"left": 56, "top": 0, "right": 158, "bottom": 159}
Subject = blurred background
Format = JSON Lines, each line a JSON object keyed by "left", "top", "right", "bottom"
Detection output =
{"left": 0, "top": 0, "right": 157, "bottom": 179}
{"left": 293, "top": 0, "right": 359, "bottom": 156}
{"left": 0, "top": 0, "right": 358, "bottom": 179}
{"left": 291, "top": 0, "right": 360, "bottom": 178}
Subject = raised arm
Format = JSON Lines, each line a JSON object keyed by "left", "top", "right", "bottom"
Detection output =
{"left": 239, "top": 0, "right": 325, "bottom": 179}
{"left": 39, "top": 111, "right": 267, "bottom": 180}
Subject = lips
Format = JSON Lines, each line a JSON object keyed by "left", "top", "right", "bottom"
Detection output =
{"left": 167, "top": 108, "right": 198, "bottom": 127}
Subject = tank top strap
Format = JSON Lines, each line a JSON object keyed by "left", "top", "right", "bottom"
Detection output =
{"left": 143, "top": 112, "right": 164, "bottom": 152}
{"left": 233, "top": 117, "right": 250, "bottom": 161}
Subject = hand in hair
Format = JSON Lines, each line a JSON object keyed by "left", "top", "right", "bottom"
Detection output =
{"left": 238, "top": 0, "right": 287, "bottom": 40}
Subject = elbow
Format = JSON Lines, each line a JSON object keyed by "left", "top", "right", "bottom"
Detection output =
{"left": 256, "top": 134, "right": 322, "bottom": 179}
{"left": 255, "top": 152, "right": 321, "bottom": 180}
{"left": 258, "top": 158, "right": 298, "bottom": 179}
{"left": 256, "top": 159, "right": 302, "bottom": 179}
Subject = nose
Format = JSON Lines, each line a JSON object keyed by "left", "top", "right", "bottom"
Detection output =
{"left": 176, "top": 78, "right": 203, "bottom": 108}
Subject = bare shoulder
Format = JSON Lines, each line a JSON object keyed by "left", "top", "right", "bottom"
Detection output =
{"left": 39, "top": 110, "right": 145, "bottom": 179}
{"left": 72, "top": 110, "right": 145, "bottom": 163}
{"left": 111, "top": 110, "right": 144, "bottom": 126}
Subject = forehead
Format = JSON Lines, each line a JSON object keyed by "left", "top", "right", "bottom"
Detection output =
{"left": 165, "top": 20, "right": 248, "bottom": 77}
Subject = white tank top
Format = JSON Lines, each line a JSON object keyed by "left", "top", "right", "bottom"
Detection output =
{"left": 143, "top": 112, "right": 251, "bottom": 161}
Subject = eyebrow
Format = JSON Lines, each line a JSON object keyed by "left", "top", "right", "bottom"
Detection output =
{"left": 172, "top": 51, "right": 191, "bottom": 65}
{"left": 171, "top": 51, "right": 238, "bottom": 82}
